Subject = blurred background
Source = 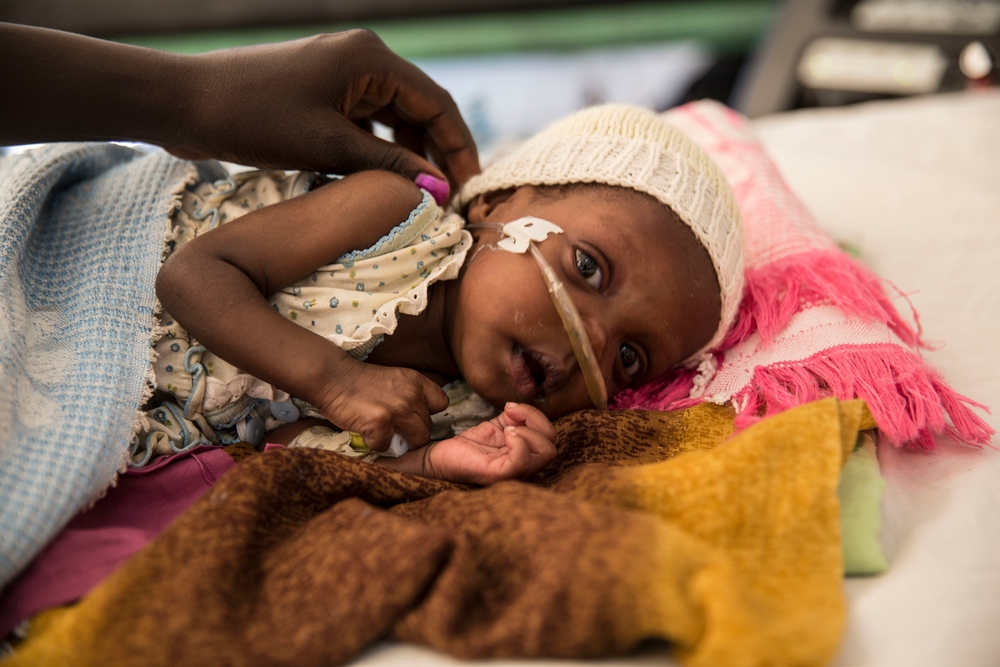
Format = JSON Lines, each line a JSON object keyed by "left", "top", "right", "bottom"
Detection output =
{"left": 3, "top": 0, "right": 998, "bottom": 157}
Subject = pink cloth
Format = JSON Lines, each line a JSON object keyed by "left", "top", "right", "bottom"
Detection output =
{"left": 0, "top": 446, "right": 236, "bottom": 637}
{"left": 614, "top": 100, "right": 992, "bottom": 450}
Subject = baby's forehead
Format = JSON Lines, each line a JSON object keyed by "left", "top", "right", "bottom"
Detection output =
{"left": 534, "top": 185, "right": 718, "bottom": 308}
{"left": 530, "top": 184, "right": 684, "bottom": 249}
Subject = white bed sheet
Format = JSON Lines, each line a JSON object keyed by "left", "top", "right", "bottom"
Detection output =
{"left": 351, "top": 90, "right": 1000, "bottom": 667}
{"left": 753, "top": 90, "right": 1000, "bottom": 667}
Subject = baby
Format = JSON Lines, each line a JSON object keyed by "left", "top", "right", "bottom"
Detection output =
{"left": 146, "top": 104, "right": 744, "bottom": 484}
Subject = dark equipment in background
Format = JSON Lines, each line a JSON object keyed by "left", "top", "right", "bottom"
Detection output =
{"left": 0, "top": 0, "right": 617, "bottom": 36}
{"left": 735, "top": 0, "right": 1000, "bottom": 117}
{"left": 9, "top": 0, "right": 994, "bottom": 124}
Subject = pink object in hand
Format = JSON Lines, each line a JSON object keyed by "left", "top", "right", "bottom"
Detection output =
{"left": 414, "top": 173, "right": 450, "bottom": 206}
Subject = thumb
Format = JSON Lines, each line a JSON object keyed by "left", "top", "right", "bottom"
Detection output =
{"left": 420, "top": 377, "right": 450, "bottom": 415}
{"left": 333, "top": 121, "right": 446, "bottom": 183}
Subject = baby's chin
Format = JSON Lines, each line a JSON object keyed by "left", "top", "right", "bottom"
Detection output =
{"left": 533, "top": 399, "right": 583, "bottom": 422}
{"left": 463, "top": 377, "right": 519, "bottom": 414}
{"left": 473, "top": 382, "right": 595, "bottom": 422}
{"left": 460, "top": 354, "right": 601, "bottom": 420}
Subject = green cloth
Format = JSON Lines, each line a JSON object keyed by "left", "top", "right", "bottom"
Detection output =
{"left": 839, "top": 438, "right": 889, "bottom": 576}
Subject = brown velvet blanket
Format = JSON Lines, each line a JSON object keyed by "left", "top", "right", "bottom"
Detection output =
{"left": 7, "top": 398, "right": 873, "bottom": 667}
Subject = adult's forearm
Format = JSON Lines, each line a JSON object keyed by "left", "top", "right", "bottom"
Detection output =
{"left": 0, "top": 23, "right": 195, "bottom": 147}
{"left": 2, "top": 23, "right": 480, "bottom": 181}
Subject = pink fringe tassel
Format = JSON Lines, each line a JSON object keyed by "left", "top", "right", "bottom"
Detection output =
{"left": 729, "top": 345, "right": 993, "bottom": 449}
{"left": 722, "top": 248, "right": 923, "bottom": 350}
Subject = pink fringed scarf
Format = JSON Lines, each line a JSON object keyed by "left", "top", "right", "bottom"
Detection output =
{"left": 613, "top": 100, "right": 993, "bottom": 450}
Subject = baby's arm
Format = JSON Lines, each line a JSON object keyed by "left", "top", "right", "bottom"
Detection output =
{"left": 378, "top": 403, "right": 559, "bottom": 484}
{"left": 156, "top": 170, "right": 448, "bottom": 451}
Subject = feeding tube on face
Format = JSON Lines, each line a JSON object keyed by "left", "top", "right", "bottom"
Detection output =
{"left": 526, "top": 242, "right": 608, "bottom": 410}
{"left": 468, "top": 217, "right": 608, "bottom": 410}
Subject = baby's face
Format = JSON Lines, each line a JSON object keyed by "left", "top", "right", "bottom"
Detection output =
{"left": 448, "top": 184, "right": 721, "bottom": 420}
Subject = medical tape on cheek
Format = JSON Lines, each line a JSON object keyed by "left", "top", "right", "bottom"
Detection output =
{"left": 470, "top": 217, "right": 608, "bottom": 410}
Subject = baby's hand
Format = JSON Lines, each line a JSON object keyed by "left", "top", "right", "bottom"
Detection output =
{"left": 380, "top": 403, "right": 558, "bottom": 485}
{"left": 315, "top": 358, "right": 449, "bottom": 452}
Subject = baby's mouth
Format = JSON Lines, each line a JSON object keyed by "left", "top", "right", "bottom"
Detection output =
{"left": 509, "top": 345, "right": 568, "bottom": 401}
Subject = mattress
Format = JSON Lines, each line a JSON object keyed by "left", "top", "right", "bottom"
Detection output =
{"left": 753, "top": 89, "right": 1000, "bottom": 667}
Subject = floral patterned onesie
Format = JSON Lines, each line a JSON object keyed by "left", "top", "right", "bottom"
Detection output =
{"left": 133, "top": 170, "right": 493, "bottom": 466}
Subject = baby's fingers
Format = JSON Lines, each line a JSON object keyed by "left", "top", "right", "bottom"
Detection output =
{"left": 502, "top": 402, "right": 557, "bottom": 443}
{"left": 503, "top": 424, "right": 557, "bottom": 477}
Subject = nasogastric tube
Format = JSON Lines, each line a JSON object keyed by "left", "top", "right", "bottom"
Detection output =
{"left": 468, "top": 223, "right": 608, "bottom": 410}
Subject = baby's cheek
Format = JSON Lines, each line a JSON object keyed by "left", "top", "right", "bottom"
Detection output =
{"left": 462, "top": 373, "right": 515, "bottom": 414}
{"left": 544, "top": 383, "right": 594, "bottom": 420}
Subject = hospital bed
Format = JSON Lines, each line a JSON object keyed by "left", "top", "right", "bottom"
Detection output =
{"left": 6, "top": 59, "right": 995, "bottom": 667}
{"left": 3, "top": 4, "right": 998, "bottom": 663}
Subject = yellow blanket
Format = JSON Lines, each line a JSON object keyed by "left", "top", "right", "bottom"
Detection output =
{"left": 5, "top": 398, "right": 873, "bottom": 667}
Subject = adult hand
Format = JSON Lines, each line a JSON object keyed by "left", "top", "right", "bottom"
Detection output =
{"left": 172, "top": 29, "right": 480, "bottom": 187}
{"left": 1, "top": 24, "right": 480, "bottom": 188}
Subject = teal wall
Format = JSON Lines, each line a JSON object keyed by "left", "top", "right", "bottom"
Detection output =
{"left": 115, "top": 1, "right": 774, "bottom": 58}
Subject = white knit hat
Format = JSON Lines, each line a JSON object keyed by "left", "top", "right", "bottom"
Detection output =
{"left": 459, "top": 104, "right": 745, "bottom": 360}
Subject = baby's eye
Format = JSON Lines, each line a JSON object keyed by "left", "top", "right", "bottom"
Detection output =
{"left": 575, "top": 249, "right": 603, "bottom": 289}
{"left": 619, "top": 343, "right": 641, "bottom": 377}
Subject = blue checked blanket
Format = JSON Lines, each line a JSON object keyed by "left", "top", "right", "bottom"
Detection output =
{"left": 0, "top": 143, "right": 223, "bottom": 590}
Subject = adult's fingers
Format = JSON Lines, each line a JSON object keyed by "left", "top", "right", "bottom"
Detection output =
{"left": 371, "top": 110, "right": 451, "bottom": 195}
{"left": 330, "top": 120, "right": 444, "bottom": 182}
{"left": 391, "top": 123, "right": 429, "bottom": 163}
{"left": 380, "top": 56, "right": 481, "bottom": 186}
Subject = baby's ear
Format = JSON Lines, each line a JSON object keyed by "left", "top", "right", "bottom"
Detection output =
{"left": 466, "top": 188, "right": 517, "bottom": 222}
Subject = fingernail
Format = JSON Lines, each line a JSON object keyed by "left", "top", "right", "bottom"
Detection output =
{"left": 414, "top": 173, "right": 450, "bottom": 206}
{"left": 505, "top": 426, "right": 516, "bottom": 434}
{"left": 505, "top": 401, "right": 517, "bottom": 410}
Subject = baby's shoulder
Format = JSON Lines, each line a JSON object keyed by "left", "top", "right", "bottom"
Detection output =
{"left": 340, "top": 190, "right": 464, "bottom": 265}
